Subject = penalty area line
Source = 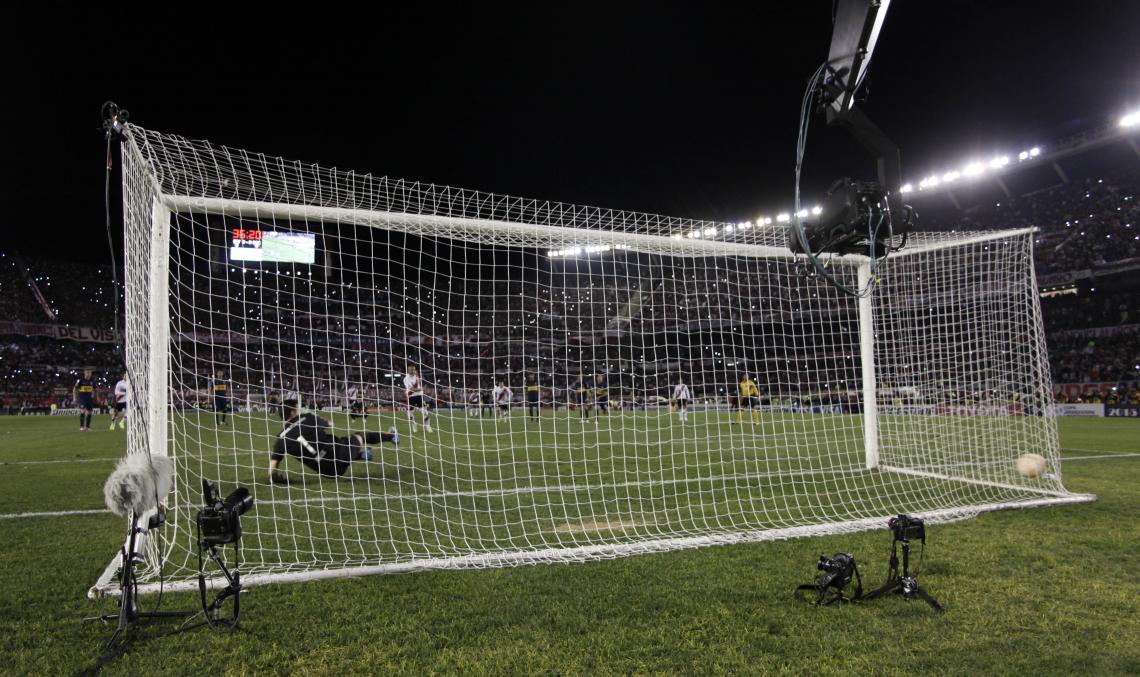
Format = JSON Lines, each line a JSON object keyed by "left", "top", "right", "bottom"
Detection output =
{"left": 1064, "top": 452, "right": 1140, "bottom": 461}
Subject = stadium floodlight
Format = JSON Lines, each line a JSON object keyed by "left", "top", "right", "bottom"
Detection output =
{"left": 91, "top": 121, "right": 1093, "bottom": 599}
{"left": 724, "top": 225, "right": 736, "bottom": 234}
{"left": 703, "top": 227, "right": 718, "bottom": 237}
{"left": 989, "top": 156, "right": 1010, "bottom": 169}
{"left": 942, "top": 171, "right": 960, "bottom": 182}
{"left": 776, "top": 213, "right": 790, "bottom": 223}
{"left": 1121, "top": 111, "right": 1140, "bottom": 128}
{"left": 811, "top": 205, "right": 823, "bottom": 215}
{"left": 963, "top": 162, "right": 985, "bottom": 177}
{"left": 1018, "top": 151, "right": 1029, "bottom": 161}
{"left": 796, "top": 209, "right": 810, "bottom": 218}
{"left": 899, "top": 183, "right": 913, "bottom": 193}
{"left": 687, "top": 229, "right": 702, "bottom": 238}
{"left": 1029, "top": 147, "right": 1040, "bottom": 157}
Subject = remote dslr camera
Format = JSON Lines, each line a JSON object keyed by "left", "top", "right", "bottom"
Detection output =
{"left": 817, "top": 552, "right": 857, "bottom": 590}
{"left": 197, "top": 479, "right": 253, "bottom": 546}
{"left": 889, "top": 514, "right": 925, "bottom": 542}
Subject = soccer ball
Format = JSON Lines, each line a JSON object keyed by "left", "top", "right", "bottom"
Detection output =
{"left": 1015, "top": 453, "right": 1047, "bottom": 478}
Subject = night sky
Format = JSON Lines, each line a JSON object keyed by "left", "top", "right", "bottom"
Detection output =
{"left": 4, "top": 2, "right": 1138, "bottom": 262}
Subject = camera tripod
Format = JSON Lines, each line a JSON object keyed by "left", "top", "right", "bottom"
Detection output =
{"left": 85, "top": 511, "right": 198, "bottom": 651}
{"left": 86, "top": 510, "right": 246, "bottom": 653}
{"left": 862, "top": 536, "right": 944, "bottom": 612}
{"left": 195, "top": 540, "right": 244, "bottom": 629}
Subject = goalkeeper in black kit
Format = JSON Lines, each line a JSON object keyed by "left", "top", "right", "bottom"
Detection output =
{"left": 268, "top": 398, "right": 399, "bottom": 485}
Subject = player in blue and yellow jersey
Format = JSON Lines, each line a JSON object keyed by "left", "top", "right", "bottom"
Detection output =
{"left": 525, "top": 373, "right": 541, "bottom": 419}
{"left": 570, "top": 372, "right": 589, "bottom": 421}
{"left": 72, "top": 368, "right": 96, "bottom": 431}
{"left": 213, "top": 369, "right": 231, "bottom": 425}
{"left": 593, "top": 373, "right": 611, "bottom": 421}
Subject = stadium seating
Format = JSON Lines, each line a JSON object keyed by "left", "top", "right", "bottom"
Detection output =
{"left": 0, "top": 171, "right": 1136, "bottom": 409}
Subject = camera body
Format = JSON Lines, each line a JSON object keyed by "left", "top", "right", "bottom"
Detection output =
{"left": 790, "top": 177, "right": 913, "bottom": 258}
{"left": 816, "top": 552, "right": 857, "bottom": 590}
{"left": 196, "top": 479, "right": 253, "bottom": 547}
{"left": 889, "top": 514, "right": 925, "bottom": 542}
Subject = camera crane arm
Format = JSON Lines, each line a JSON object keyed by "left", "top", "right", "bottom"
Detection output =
{"left": 819, "top": 0, "right": 903, "bottom": 206}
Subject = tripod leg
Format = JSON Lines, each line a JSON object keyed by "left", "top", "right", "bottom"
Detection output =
{"left": 911, "top": 585, "right": 945, "bottom": 613}
{"left": 861, "top": 578, "right": 901, "bottom": 600}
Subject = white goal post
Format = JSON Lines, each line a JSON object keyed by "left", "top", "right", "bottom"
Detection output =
{"left": 91, "top": 125, "right": 1094, "bottom": 596}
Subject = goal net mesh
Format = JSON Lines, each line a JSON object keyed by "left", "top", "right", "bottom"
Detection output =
{"left": 108, "top": 125, "right": 1092, "bottom": 593}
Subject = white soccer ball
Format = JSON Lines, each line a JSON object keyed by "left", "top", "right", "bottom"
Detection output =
{"left": 1015, "top": 453, "right": 1047, "bottom": 478}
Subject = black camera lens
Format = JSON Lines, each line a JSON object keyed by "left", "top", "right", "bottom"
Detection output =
{"left": 222, "top": 487, "right": 253, "bottom": 517}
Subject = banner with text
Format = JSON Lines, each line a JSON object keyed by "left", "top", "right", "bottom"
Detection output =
{"left": 1106, "top": 405, "right": 1140, "bottom": 418}
{"left": 0, "top": 322, "right": 117, "bottom": 343}
{"left": 1053, "top": 403, "right": 1105, "bottom": 417}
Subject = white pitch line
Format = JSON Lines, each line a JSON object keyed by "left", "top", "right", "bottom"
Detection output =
{"left": 0, "top": 508, "right": 110, "bottom": 520}
{"left": 6, "top": 453, "right": 1137, "bottom": 521}
{"left": 1064, "top": 452, "right": 1140, "bottom": 461}
{"left": 4, "top": 457, "right": 120, "bottom": 466}
{"left": 0, "top": 466, "right": 861, "bottom": 520}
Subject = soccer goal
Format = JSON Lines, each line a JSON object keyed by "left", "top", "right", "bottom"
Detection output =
{"left": 91, "top": 125, "right": 1094, "bottom": 596}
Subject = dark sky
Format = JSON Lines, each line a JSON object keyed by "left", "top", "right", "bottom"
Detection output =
{"left": 3, "top": 2, "right": 1139, "bottom": 262}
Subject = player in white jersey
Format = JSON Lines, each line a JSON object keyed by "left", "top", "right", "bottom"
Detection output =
{"left": 492, "top": 380, "right": 512, "bottom": 422}
{"left": 403, "top": 365, "right": 432, "bottom": 432}
{"left": 672, "top": 380, "right": 692, "bottom": 422}
{"left": 109, "top": 372, "right": 129, "bottom": 430}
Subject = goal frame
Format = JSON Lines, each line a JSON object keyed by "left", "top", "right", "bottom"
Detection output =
{"left": 89, "top": 126, "right": 1095, "bottom": 597}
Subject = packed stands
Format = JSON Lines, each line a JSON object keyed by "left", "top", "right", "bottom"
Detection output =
{"left": 1, "top": 170, "right": 1137, "bottom": 411}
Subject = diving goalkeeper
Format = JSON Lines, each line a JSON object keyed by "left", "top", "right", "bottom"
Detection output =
{"left": 268, "top": 398, "right": 399, "bottom": 485}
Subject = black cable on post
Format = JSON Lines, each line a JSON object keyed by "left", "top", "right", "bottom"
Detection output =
{"left": 97, "top": 101, "right": 173, "bottom": 628}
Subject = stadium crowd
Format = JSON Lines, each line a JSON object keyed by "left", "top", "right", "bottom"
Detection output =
{"left": 1, "top": 169, "right": 1137, "bottom": 411}
{"left": 925, "top": 171, "right": 1139, "bottom": 274}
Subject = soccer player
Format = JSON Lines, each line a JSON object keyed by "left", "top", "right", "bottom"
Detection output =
{"left": 525, "top": 373, "right": 541, "bottom": 419}
{"left": 481, "top": 387, "right": 494, "bottom": 418}
{"left": 672, "top": 378, "right": 692, "bottom": 423}
{"left": 737, "top": 371, "right": 760, "bottom": 425}
{"left": 268, "top": 397, "right": 398, "bottom": 484}
{"left": 403, "top": 365, "right": 432, "bottom": 432}
{"left": 593, "top": 373, "right": 610, "bottom": 421}
{"left": 346, "top": 384, "right": 366, "bottom": 420}
{"left": 492, "top": 379, "right": 512, "bottom": 423}
{"left": 109, "top": 372, "right": 129, "bottom": 430}
{"left": 72, "top": 368, "right": 96, "bottom": 431}
{"left": 570, "top": 372, "right": 589, "bottom": 421}
{"left": 211, "top": 369, "right": 232, "bottom": 425}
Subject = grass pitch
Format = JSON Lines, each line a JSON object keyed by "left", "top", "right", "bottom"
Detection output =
{"left": 0, "top": 412, "right": 1137, "bottom": 675}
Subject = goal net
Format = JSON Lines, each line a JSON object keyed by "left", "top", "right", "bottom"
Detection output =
{"left": 93, "top": 125, "right": 1094, "bottom": 595}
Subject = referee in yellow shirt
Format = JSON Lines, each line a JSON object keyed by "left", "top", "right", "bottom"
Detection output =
{"left": 737, "top": 372, "right": 760, "bottom": 425}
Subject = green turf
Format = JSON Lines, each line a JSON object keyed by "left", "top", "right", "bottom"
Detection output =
{"left": 153, "top": 409, "right": 1080, "bottom": 582}
{"left": 0, "top": 414, "right": 1137, "bottom": 674}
